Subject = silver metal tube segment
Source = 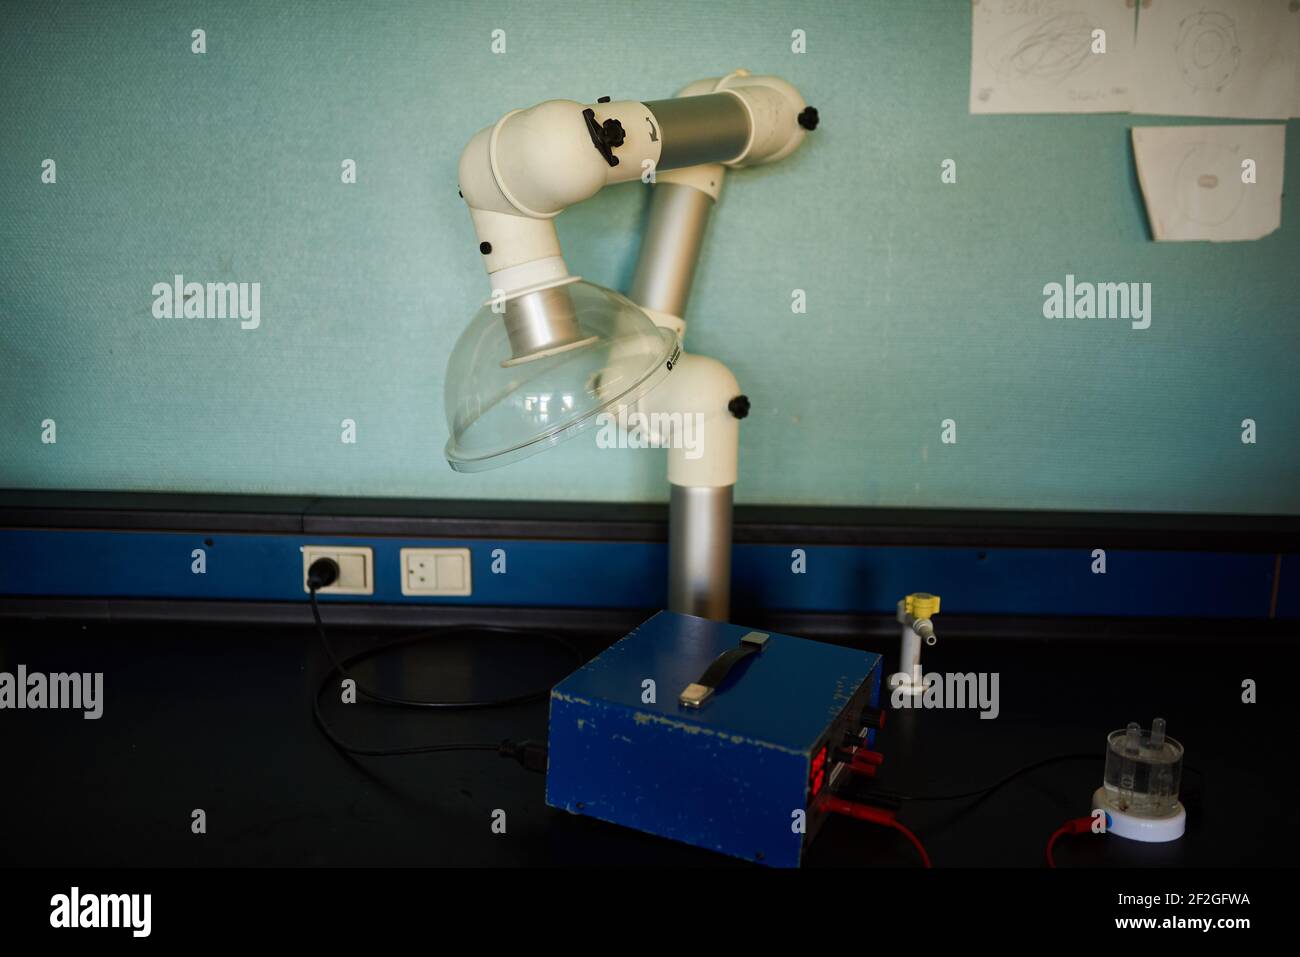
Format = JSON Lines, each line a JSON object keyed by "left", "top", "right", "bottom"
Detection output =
{"left": 669, "top": 483, "right": 734, "bottom": 621}
{"left": 644, "top": 94, "right": 750, "bottom": 169}
{"left": 501, "top": 285, "right": 581, "bottom": 362}
{"left": 628, "top": 182, "right": 714, "bottom": 318}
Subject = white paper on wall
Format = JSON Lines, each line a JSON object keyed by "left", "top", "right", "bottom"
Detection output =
{"left": 1131, "top": 124, "right": 1285, "bottom": 241}
{"left": 1134, "top": 0, "right": 1299, "bottom": 119}
{"left": 1293, "top": 9, "right": 1300, "bottom": 117}
{"left": 970, "top": 0, "right": 1137, "bottom": 114}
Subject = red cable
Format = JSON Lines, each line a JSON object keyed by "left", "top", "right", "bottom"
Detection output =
{"left": 824, "top": 796, "right": 932, "bottom": 868}
{"left": 886, "top": 817, "right": 931, "bottom": 869}
{"left": 851, "top": 748, "right": 884, "bottom": 767}
{"left": 1046, "top": 816, "right": 1096, "bottom": 868}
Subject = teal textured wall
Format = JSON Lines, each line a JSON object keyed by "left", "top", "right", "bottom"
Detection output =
{"left": 2, "top": 0, "right": 1297, "bottom": 512}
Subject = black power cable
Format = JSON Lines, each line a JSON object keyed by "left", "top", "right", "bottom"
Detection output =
{"left": 872, "top": 753, "right": 1205, "bottom": 807}
{"left": 307, "top": 558, "right": 579, "bottom": 770}
{"left": 879, "top": 752, "right": 1099, "bottom": 805}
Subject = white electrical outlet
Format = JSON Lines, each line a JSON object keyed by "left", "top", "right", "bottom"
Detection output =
{"left": 400, "top": 548, "right": 472, "bottom": 596}
{"left": 301, "top": 545, "right": 374, "bottom": 595}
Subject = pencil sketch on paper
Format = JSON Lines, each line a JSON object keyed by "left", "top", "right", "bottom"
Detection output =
{"left": 1131, "top": 125, "right": 1285, "bottom": 242}
{"left": 1174, "top": 143, "right": 1248, "bottom": 226}
{"left": 1134, "top": 0, "right": 1297, "bottom": 119}
{"left": 988, "top": 11, "right": 1098, "bottom": 85}
{"left": 1174, "top": 9, "right": 1242, "bottom": 93}
{"left": 969, "top": 1, "right": 1135, "bottom": 114}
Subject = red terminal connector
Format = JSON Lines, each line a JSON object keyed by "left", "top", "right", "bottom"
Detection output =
{"left": 811, "top": 745, "right": 828, "bottom": 772}
{"left": 807, "top": 743, "right": 830, "bottom": 797}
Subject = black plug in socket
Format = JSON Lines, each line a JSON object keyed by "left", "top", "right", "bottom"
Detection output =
{"left": 307, "top": 557, "right": 340, "bottom": 591}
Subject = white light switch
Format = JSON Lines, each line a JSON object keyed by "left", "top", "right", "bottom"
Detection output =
{"left": 400, "top": 548, "right": 472, "bottom": 596}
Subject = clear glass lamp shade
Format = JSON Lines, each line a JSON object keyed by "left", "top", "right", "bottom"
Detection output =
{"left": 443, "top": 278, "right": 677, "bottom": 472}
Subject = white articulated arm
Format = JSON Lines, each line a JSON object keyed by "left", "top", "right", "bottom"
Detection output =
{"left": 457, "top": 72, "right": 813, "bottom": 297}
{"left": 453, "top": 71, "right": 816, "bottom": 621}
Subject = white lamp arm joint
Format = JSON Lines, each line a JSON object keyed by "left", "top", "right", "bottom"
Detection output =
{"left": 458, "top": 72, "right": 813, "bottom": 295}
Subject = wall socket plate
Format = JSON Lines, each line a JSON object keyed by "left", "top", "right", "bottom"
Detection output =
{"left": 400, "top": 547, "right": 472, "bottom": 596}
{"left": 301, "top": 545, "right": 374, "bottom": 595}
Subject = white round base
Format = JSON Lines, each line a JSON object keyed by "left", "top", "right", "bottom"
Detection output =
{"left": 1092, "top": 787, "right": 1186, "bottom": 843}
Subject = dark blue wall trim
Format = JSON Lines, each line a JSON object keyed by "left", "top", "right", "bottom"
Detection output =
{"left": 0, "top": 530, "right": 1288, "bottom": 619}
{"left": 1278, "top": 554, "right": 1300, "bottom": 620}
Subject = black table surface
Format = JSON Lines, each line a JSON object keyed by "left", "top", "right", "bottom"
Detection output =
{"left": 1, "top": 613, "right": 1294, "bottom": 868}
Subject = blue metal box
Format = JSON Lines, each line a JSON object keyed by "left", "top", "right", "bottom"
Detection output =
{"left": 546, "top": 611, "right": 882, "bottom": 867}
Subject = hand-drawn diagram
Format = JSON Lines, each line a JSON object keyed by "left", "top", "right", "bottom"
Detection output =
{"left": 1173, "top": 142, "right": 1247, "bottom": 226}
{"left": 1175, "top": 9, "right": 1242, "bottom": 93}
{"left": 1134, "top": 0, "right": 1297, "bottom": 119}
{"left": 993, "top": 11, "right": 1097, "bottom": 83}
{"left": 970, "top": 1, "right": 1135, "bottom": 114}
{"left": 988, "top": 11, "right": 1098, "bottom": 85}
{"left": 1131, "top": 125, "right": 1284, "bottom": 242}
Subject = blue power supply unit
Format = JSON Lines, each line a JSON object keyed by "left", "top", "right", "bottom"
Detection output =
{"left": 546, "top": 611, "right": 883, "bottom": 867}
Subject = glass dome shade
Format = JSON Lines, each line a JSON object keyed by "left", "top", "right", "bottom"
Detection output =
{"left": 443, "top": 278, "right": 677, "bottom": 472}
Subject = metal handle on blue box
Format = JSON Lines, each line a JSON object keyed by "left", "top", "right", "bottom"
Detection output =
{"left": 679, "top": 631, "right": 769, "bottom": 708}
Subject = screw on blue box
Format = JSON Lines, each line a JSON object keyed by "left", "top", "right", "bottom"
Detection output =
{"left": 546, "top": 611, "right": 882, "bottom": 867}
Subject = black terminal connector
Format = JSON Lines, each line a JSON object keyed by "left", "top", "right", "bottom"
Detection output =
{"left": 841, "top": 729, "right": 868, "bottom": 750}
{"left": 859, "top": 706, "right": 886, "bottom": 730}
{"left": 307, "top": 557, "right": 340, "bottom": 592}
{"left": 728, "top": 395, "right": 751, "bottom": 419}
{"left": 798, "top": 106, "right": 819, "bottom": 130}
{"left": 499, "top": 739, "right": 548, "bottom": 773}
